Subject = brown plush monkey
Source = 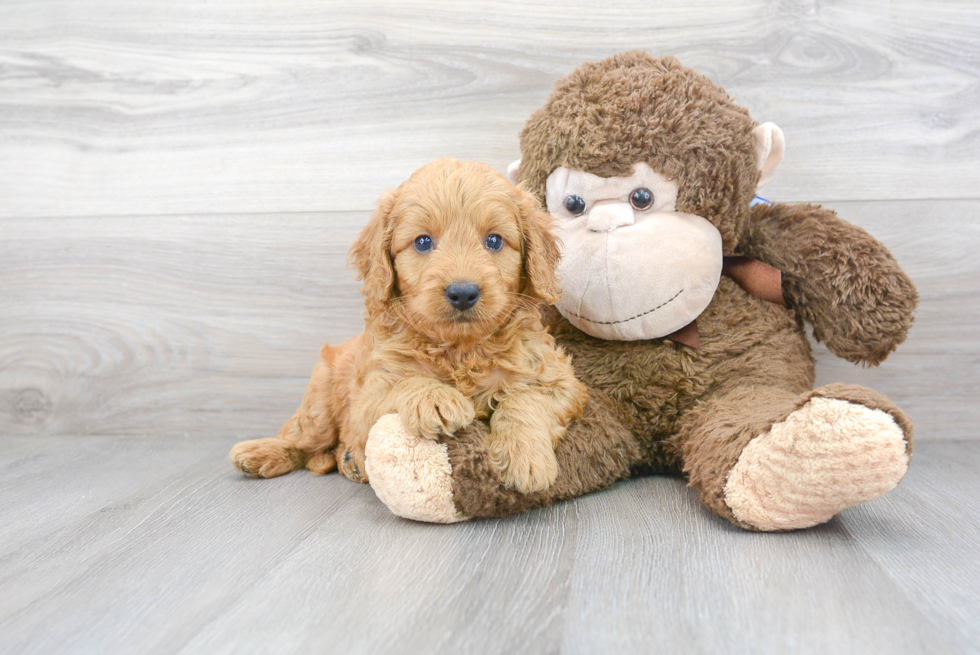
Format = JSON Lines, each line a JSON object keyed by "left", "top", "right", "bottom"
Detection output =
{"left": 363, "top": 52, "right": 918, "bottom": 531}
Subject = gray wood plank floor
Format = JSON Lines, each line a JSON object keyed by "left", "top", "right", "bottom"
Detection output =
{"left": 1, "top": 0, "right": 978, "bottom": 217}
{"left": 0, "top": 436, "right": 976, "bottom": 655}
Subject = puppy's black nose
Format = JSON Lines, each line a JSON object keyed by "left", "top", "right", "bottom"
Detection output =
{"left": 445, "top": 282, "right": 481, "bottom": 311}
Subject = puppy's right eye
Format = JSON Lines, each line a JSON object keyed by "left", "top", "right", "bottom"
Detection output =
{"left": 414, "top": 235, "right": 433, "bottom": 253}
{"left": 564, "top": 195, "right": 586, "bottom": 216}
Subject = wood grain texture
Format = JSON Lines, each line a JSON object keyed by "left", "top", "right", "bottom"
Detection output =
{"left": 0, "top": 436, "right": 975, "bottom": 654}
{"left": 841, "top": 440, "right": 980, "bottom": 653}
{"left": 1, "top": 0, "right": 978, "bottom": 218}
{"left": 2, "top": 200, "right": 976, "bottom": 439}
{"left": 0, "top": 213, "right": 364, "bottom": 438}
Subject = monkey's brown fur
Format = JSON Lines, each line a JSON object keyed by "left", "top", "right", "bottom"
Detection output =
{"left": 230, "top": 159, "right": 587, "bottom": 494}
{"left": 432, "top": 52, "right": 918, "bottom": 528}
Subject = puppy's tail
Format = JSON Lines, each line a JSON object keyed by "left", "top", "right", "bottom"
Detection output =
{"left": 320, "top": 342, "right": 338, "bottom": 365}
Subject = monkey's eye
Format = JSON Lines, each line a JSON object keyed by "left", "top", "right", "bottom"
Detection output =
{"left": 414, "top": 235, "right": 433, "bottom": 253}
{"left": 564, "top": 195, "right": 587, "bottom": 216}
{"left": 630, "top": 188, "right": 654, "bottom": 210}
{"left": 484, "top": 234, "right": 504, "bottom": 252}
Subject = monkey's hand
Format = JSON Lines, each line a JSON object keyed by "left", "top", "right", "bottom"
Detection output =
{"left": 741, "top": 202, "right": 918, "bottom": 365}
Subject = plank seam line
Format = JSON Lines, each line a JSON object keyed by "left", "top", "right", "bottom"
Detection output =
{"left": 3, "top": 197, "right": 980, "bottom": 222}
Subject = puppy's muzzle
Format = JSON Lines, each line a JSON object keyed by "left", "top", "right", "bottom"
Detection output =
{"left": 445, "top": 282, "right": 481, "bottom": 311}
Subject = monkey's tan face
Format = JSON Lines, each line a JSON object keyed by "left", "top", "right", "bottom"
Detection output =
{"left": 545, "top": 163, "right": 723, "bottom": 340}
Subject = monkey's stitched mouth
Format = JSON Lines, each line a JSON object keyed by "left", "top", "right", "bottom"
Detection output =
{"left": 561, "top": 289, "right": 684, "bottom": 325}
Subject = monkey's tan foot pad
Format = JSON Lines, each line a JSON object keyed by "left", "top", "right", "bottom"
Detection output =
{"left": 724, "top": 397, "right": 910, "bottom": 531}
{"left": 364, "top": 413, "right": 470, "bottom": 524}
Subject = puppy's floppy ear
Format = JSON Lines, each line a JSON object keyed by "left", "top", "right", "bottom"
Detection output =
{"left": 349, "top": 188, "right": 399, "bottom": 316}
{"left": 515, "top": 186, "right": 561, "bottom": 305}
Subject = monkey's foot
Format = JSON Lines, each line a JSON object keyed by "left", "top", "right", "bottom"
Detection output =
{"left": 364, "top": 414, "right": 470, "bottom": 523}
{"left": 725, "top": 397, "right": 910, "bottom": 531}
{"left": 724, "top": 395, "right": 910, "bottom": 531}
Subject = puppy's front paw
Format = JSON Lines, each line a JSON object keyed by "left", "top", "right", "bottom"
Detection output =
{"left": 399, "top": 386, "right": 476, "bottom": 440}
{"left": 487, "top": 430, "right": 559, "bottom": 494}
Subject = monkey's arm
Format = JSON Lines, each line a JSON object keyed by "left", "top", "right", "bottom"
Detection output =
{"left": 740, "top": 202, "right": 918, "bottom": 365}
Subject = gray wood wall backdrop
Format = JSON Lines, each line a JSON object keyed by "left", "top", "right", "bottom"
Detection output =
{"left": 1, "top": 0, "right": 978, "bottom": 440}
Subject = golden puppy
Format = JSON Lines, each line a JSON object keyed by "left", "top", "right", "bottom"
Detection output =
{"left": 230, "top": 159, "right": 587, "bottom": 493}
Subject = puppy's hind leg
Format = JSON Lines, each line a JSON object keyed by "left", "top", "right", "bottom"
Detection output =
{"left": 231, "top": 343, "right": 341, "bottom": 478}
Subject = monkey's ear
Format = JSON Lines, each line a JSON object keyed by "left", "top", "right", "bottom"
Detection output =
{"left": 348, "top": 188, "right": 399, "bottom": 316}
{"left": 516, "top": 187, "right": 561, "bottom": 305}
{"left": 507, "top": 159, "right": 522, "bottom": 186}
{"left": 752, "top": 122, "right": 785, "bottom": 188}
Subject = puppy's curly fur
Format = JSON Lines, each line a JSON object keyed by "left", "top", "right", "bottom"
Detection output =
{"left": 231, "top": 159, "right": 587, "bottom": 493}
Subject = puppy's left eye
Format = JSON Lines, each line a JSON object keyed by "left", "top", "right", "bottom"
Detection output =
{"left": 484, "top": 234, "right": 504, "bottom": 252}
{"left": 414, "top": 235, "right": 433, "bottom": 253}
